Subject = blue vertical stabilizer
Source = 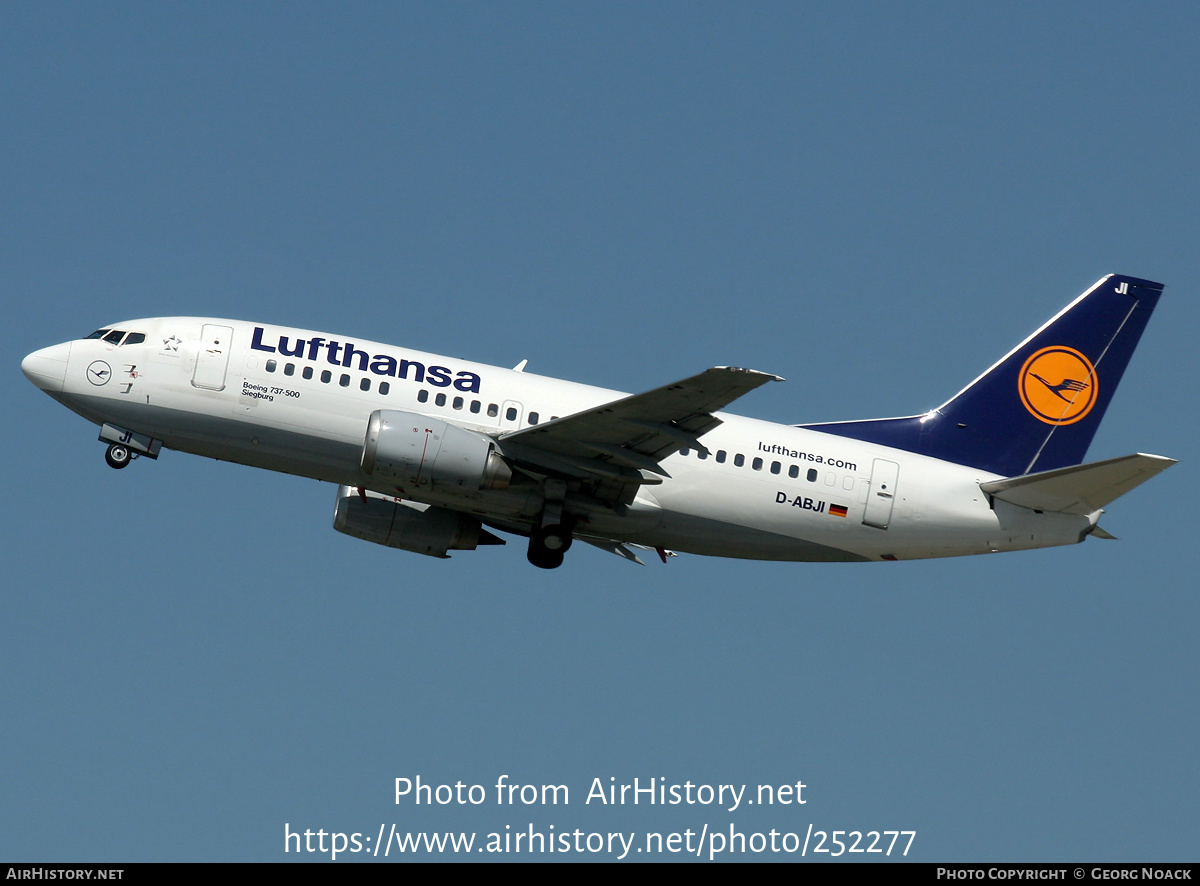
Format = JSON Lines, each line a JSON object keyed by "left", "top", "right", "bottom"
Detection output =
{"left": 801, "top": 275, "right": 1164, "bottom": 477}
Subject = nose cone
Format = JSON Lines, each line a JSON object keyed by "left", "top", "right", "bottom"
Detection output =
{"left": 22, "top": 342, "right": 72, "bottom": 392}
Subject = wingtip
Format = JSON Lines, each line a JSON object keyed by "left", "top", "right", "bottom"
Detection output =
{"left": 713, "top": 366, "right": 785, "bottom": 382}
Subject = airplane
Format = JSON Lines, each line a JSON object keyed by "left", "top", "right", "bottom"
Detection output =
{"left": 21, "top": 273, "right": 1175, "bottom": 569}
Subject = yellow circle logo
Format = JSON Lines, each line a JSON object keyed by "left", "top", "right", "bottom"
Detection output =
{"left": 1018, "top": 346, "right": 1098, "bottom": 425}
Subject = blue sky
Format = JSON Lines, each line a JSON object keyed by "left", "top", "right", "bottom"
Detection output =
{"left": 4, "top": 2, "right": 1197, "bottom": 861}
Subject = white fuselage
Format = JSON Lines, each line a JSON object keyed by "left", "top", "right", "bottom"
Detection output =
{"left": 26, "top": 317, "right": 1096, "bottom": 563}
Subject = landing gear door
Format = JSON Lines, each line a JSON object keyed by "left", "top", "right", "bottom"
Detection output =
{"left": 192, "top": 324, "right": 234, "bottom": 391}
{"left": 863, "top": 458, "right": 900, "bottom": 529}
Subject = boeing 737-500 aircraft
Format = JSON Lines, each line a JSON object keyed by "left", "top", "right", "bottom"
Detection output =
{"left": 22, "top": 274, "right": 1174, "bottom": 568}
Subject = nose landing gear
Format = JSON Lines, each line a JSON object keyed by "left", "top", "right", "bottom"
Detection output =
{"left": 104, "top": 442, "right": 133, "bottom": 469}
{"left": 98, "top": 424, "right": 161, "bottom": 470}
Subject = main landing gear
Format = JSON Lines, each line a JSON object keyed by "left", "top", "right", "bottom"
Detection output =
{"left": 527, "top": 522, "right": 573, "bottom": 569}
{"left": 105, "top": 442, "right": 132, "bottom": 469}
{"left": 527, "top": 482, "right": 573, "bottom": 569}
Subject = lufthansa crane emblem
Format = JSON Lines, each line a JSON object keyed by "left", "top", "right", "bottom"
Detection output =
{"left": 1018, "top": 346, "right": 1097, "bottom": 425}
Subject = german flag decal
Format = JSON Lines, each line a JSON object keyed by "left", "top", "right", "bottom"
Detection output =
{"left": 829, "top": 504, "right": 848, "bottom": 518}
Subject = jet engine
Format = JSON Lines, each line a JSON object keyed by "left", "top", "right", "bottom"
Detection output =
{"left": 361, "top": 410, "right": 511, "bottom": 493}
{"left": 332, "top": 485, "right": 505, "bottom": 558}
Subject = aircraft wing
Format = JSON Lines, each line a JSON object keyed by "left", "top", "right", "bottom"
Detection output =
{"left": 497, "top": 366, "right": 782, "bottom": 488}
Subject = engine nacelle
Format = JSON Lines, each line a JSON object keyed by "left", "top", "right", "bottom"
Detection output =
{"left": 332, "top": 485, "right": 504, "bottom": 558}
{"left": 361, "top": 410, "right": 511, "bottom": 493}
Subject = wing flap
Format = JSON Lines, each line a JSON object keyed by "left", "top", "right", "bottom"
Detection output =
{"left": 980, "top": 453, "right": 1176, "bottom": 514}
{"left": 578, "top": 536, "right": 648, "bottom": 565}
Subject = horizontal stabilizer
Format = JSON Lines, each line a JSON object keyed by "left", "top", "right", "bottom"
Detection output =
{"left": 980, "top": 453, "right": 1176, "bottom": 515}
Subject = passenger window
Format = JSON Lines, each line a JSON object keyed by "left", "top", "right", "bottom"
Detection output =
{"left": 679, "top": 448, "right": 690, "bottom": 457}
{"left": 528, "top": 412, "right": 539, "bottom": 425}
{"left": 339, "top": 374, "right": 350, "bottom": 387}
{"left": 124, "top": 333, "right": 146, "bottom": 345}
{"left": 752, "top": 458, "right": 763, "bottom": 471}
{"left": 770, "top": 461, "right": 781, "bottom": 474}
{"left": 506, "top": 407, "right": 517, "bottom": 421}
{"left": 788, "top": 465, "right": 799, "bottom": 479}
{"left": 266, "top": 360, "right": 277, "bottom": 372}
{"left": 320, "top": 370, "right": 331, "bottom": 383}
{"left": 453, "top": 396, "right": 463, "bottom": 410}
{"left": 487, "top": 403, "right": 499, "bottom": 417}
{"left": 418, "top": 389, "right": 429, "bottom": 403}
{"left": 697, "top": 449, "right": 708, "bottom": 460}
{"left": 284, "top": 363, "right": 295, "bottom": 376}
{"left": 379, "top": 382, "right": 390, "bottom": 395}
{"left": 734, "top": 454, "right": 745, "bottom": 467}
{"left": 716, "top": 450, "right": 726, "bottom": 463}
{"left": 807, "top": 468, "right": 818, "bottom": 482}
{"left": 470, "top": 400, "right": 481, "bottom": 414}
{"left": 302, "top": 366, "right": 313, "bottom": 380}
{"left": 843, "top": 476, "right": 854, "bottom": 490}
{"left": 435, "top": 393, "right": 447, "bottom": 407}
{"left": 360, "top": 378, "right": 371, "bottom": 391}
{"left": 825, "top": 472, "right": 835, "bottom": 486}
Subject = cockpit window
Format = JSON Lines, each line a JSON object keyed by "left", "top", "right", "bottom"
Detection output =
{"left": 86, "top": 329, "right": 144, "bottom": 345}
